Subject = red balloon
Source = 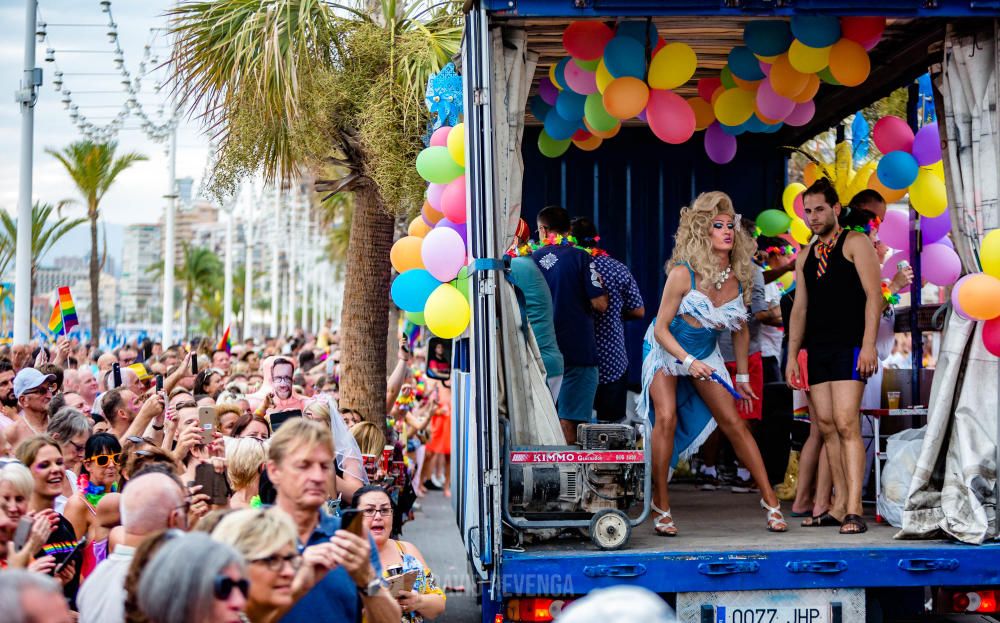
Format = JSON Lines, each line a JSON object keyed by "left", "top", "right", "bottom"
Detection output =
{"left": 698, "top": 77, "right": 723, "bottom": 102}
{"left": 563, "top": 21, "right": 615, "bottom": 61}
{"left": 572, "top": 129, "right": 592, "bottom": 141}
{"left": 840, "top": 16, "right": 885, "bottom": 50}
{"left": 983, "top": 316, "right": 1000, "bottom": 357}
{"left": 873, "top": 116, "right": 915, "bottom": 154}
{"left": 646, "top": 90, "right": 696, "bottom": 145}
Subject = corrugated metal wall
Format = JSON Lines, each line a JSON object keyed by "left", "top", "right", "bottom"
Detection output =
{"left": 520, "top": 127, "right": 787, "bottom": 385}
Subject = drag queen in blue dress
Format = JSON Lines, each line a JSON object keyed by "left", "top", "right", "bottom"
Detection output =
{"left": 639, "top": 191, "right": 786, "bottom": 536}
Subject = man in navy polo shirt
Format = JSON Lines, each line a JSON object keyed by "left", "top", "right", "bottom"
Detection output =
{"left": 532, "top": 206, "right": 608, "bottom": 445}
{"left": 268, "top": 418, "right": 400, "bottom": 622}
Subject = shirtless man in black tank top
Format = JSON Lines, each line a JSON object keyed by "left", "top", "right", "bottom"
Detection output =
{"left": 785, "top": 179, "right": 883, "bottom": 535}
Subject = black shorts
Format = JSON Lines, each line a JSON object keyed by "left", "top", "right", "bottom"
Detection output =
{"left": 807, "top": 345, "right": 866, "bottom": 385}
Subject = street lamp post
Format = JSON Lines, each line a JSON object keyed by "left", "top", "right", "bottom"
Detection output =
{"left": 222, "top": 199, "right": 234, "bottom": 335}
{"left": 269, "top": 186, "right": 280, "bottom": 338}
{"left": 161, "top": 121, "right": 177, "bottom": 345}
{"left": 243, "top": 186, "right": 255, "bottom": 341}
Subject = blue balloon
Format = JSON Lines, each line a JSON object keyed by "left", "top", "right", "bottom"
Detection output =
{"left": 763, "top": 121, "right": 784, "bottom": 134}
{"left": 728, "top": 46, "right": 766, "bottom": 81}
{"left": 877, "top": 151, "right": 919, "bottom": 190}
{"left": 790, "top": 16, "right": 841, "bottom": 48}
{"left": 555, "top": 90, "right": 586, "bottom": 121}
{"left": 391, "top": 269, "right": 442, "bottom": 313}
{"left": 529, "top": 96, "right": 552, "bottom": 122}
{"left": 544, "top": 109, "right": 579, "bottom": 141}
{"left": 615, "top": 21, "right": 658, "bottom": 47}
{"left": 743, "top": 20, "right": 793, "bottom": 57}
{"left": 743, "top": 115, "right": 770, "bottom": 134}
{"left": 602, "top": 37, "right": 646, "bottom": 79}
{"left": 720, "top": 122, "right": 747, "bottom": 137}
{"left": 553, "top": 57, "right": 571, "bottom": 90}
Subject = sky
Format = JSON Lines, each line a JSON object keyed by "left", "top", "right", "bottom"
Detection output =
{"left": 0, "top": 0, "right": 211, "bottom": 228}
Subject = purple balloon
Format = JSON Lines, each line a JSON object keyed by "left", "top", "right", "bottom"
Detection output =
{"left": 539, "top": 77, "right": 559, "bottom": 106}
{"left": 879, "top": 209, "right": 910, "bottom": 252}
{"left": 426, "top": 183, "right": 446, "bottom": 211}
{"left": 756, "top": 78, "right": 795, "bottom": 121}
{"left": 636, "top": 108, "right": 648, "bottom": 122}
{"left": 951, "top": 274, "right": 974, "bottom": 319}
{"left": 881, "top": 250, "right": 911, "bottom": 292}
{"left": 784, "top": 100, "right": 815, "bottom": 127}
{"left": 704, "top": 122, "right": 737, "bottom": 164}
{"left": 921, "top": 208, "right": 951, "bottom": 244}
{"left": 564, "top": 62, "right": 598, "bottom": 95}
{"left": 437, "top": 218, "right": 468, "bottom": 246}
{"left": 422, "top": 226, "right": 466, "bottom": 282}
{"left": 921, "top": 243, "right": 962, "bottom": 286}
{"left": 911, "top": 124, "right": 942, "bottom": 166}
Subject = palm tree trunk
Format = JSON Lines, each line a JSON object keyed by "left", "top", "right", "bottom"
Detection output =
{"left": 184, "top": 289, "right": 192, "bottom": 340}
{"left": 88, "top": 209, "right": 101, "bottom": 346}
{"left": 338, "top": 182, "right": 395, "bottom": 427}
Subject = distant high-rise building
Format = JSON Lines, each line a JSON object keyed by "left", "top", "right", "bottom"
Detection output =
{"left": 120, "top": 224, "right": 162, "bottom": 324}
{"left": 177, "top": 177, "right": 194, "bottom": 206}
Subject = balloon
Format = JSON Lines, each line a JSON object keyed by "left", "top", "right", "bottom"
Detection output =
{"left": 563, "top": 21, "right": 615, "bottom": 60}
{"left": 555, "top": 89, "right": 586, "bottom": 121}
{"left": 424, "top": 284, "right": 471, "bottom": 339}
{"left": 430, "top": 126, "right": 451, "bottom": 147}
{"left": 828, "top": 39, "right": 870, "bottom": 87}
{"left": 422, "top": 201, "right": 444, "bottom": 226}
{"left": 538, "top": 78, "right": 559, "bottom": 105}
{"left": 920, "top": 243, "right": 962, "bottom": 286}
{"left": 803, "top": 162, "right": 819, "bottom": 186}
{"left": 744, "top": 20, "right": 794, "bottom": 57}
{"left": 451, "top": 266, "right": 472, "bottom": 305}
{"left": 646, "top": 89, "right": 695, "bottom": 145}
{"left": 595, "top": 59, "right": 614, "bottom": 93}
{"left": 603, "top": 37, "right": 646, "bottom": 79}
{"left": 421, "top": 226, "right": 467, "bottom": 282}
{"left": 956, "top": 273, "right": 1000, "bottom": 320}
{"left": 648, "top": 43, "right": 698, "bottom": 90}
{"left": 447, "top": 123, "right": 465, "bottom": 168}
{"left": 790, "top": 218, "right": 812, "bottom": 245}
{"left": 769, "top": 55, "right": 810, "bottom": 99}
{"left": 584, "top": 118, "right": 620, "bottom": 139}
{"left": 704, "top": 122, "right": 737, "bottom": 164}
{"left": 732, "top": 74, "right": 762, "bottom": 92}
{"left": 758, "top": 209, "right": 793, "bottom": 236}
{"left": 790, "top": 15, "right": 841, "bottom": 48}
{"left": 873, "top": 116, "right": 914, "bottom": 154}
{"left": 564, "top": 61, "right": 598, "bottom": 95}
{"left": 877, "top": 151, "right": 919, "bottom": 190}
{"left": 390, "top": 269, "right": 441, "bottom": 313}
{"left": 783, "top": 183, "right": 807, "bottom": 218}
{"left": 713, "top": 88, "right": 755, "bottom": 127}
{"left": 784, "top": 100, "right": 815, "bottom": 127}
{"left": 878, "top": 209, "right": 910, "bottom": 251}
{"left": 573, "top": 134, "right": 603, "bottom": 151}
{"left": 416, "top": 147, "right": 463, "bottom": 184}
{"left": 698, "top": 77, "right": 723, "bottom": 102}
{"left": 575, "top": 57, "right": 600, "bottom": 72}
{"left": 548, "top": 64, "right": 563, "bottom": 91}
{"left": 720, "top": 66, "right": 738, "bottom": 90}
{"left": 921, "top": 209, "right": 951, "bottom": 244}
{"left": 543, "top": 109, "right": 579, "bottom": 141}
{"left": 840, "top": 16, "right": 885, "bottom": 50}
{"left": 441, "top": 175, "right": 466, "bottom": 224}
{"left": 788, "top": 39, "right": 831, "bottom": 74}
{"left": 790, "top": 73, "right": 821, "bottom": 103}
{"left": 552, "top": 58, "right": 571, "bottom": 90}
{"left": 408, "top": 216, "right": 432, "bottom": 238}
{"left": 688, "top": 96, "right": 715, "bottom": 130}
{"left": 756, "top": 78, "right": 795, "bottom": 121}
{"left": 728, "top": 46, "right": 766, "bottom": 81}
{"left": 405, "top": 310, "right": 425, "bottom": 325}
{"left": 538, "top": 130, "right": 571, "bottom": 158}
{"left": 951, "top": 274, "right": 974, "bottom": 320}
{"left": 390, "top": 236, "right": 425, "bottom": 273}
{"left": 602, "top": 77, "right": 649, "bottom": 120}
{"left": 929, "top": 160, "right": 945, "bottom": 181}
{"left": 529, "top": 95, "right": 552, "bottom": 122}
{"left": 817, "top": 67, "right": 841, "bottom": 85}
{"left": 909, "top": 168, "right": 948, "bottom": 218}
{"left": 777, "top": 271, "right": 795, "bottom": 291}
{"left": 868, "top": 171, "right": 908, "bottom": 203}
{"left": 911, "top": 124, "right": 942, "bottom": 166}
{"left": 437, "top": 218, "right": 467, "bottom": 245}
{"left": 616, "top": 20, "right": 658, "bottom": 46}
{"left": 426, "top": 183, "right": 446, "bottom": 212}
{"left": 982, "top": 229, "right": 1000, "bottom": 278}
{"left": 720, "top": 122, "right": 747, "bottom": 137}
{"left": 983, "top": 317, "right": 1000, "bottom": 356}
{"left": 584, "top": 93, "right": 619, "bottom": 132}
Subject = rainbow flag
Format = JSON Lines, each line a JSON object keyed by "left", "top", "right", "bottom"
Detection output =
{"left": 47, "top": 287, "right": 79, "bottom": 336}
{"left": 48, "top": 303, "right": 62, "bottom": 335}
{"left": 216, "top": 324, "right": 232, "bottom": 354}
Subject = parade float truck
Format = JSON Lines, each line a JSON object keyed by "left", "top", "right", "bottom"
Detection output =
{"left": 448, "top": 1, "right": 1000, "bottom": 621}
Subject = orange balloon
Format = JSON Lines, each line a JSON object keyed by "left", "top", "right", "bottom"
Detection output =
{"left": 390, "top": 236, "right": 425, "bottom": 273}
{"left": 957, "top": 274, "right": 1000, "bottom": 320}
{"left": 422, "top": 201, "right": 444, "bottom": 225}
{"left": 803, "top": 162, "right": 819, "bottom": 186}
{"left": 687, "top": 96, "right": 716, "bottom": 130}
{"left": 584, "top": 119, "right": 621, "bottom": 139}
{"left": 829, "top": 39, "right": 870, "bottom": 87}
{"left": 603, "top": 77, "right": 650, "bottom": 120}
{"left": 868, "top": 171, "right": 907, "bottom": 203}
{"left": 732, "top": 75, "right": 762, "bottom": 92}
{"left": 770, "top": 54, "right": 810, "bottom": 99}
{"left": 791, "top": 73, "right": 820, "bottom": 103}
{"left": 710, "top": 85, "right": 726, "bottom": 106}
{"left": 408, "top": 216, "right": 432, "bottom": 238}
{"left": 755, "top": 110, "right": 782, "bottom": 126}
{"left": 573, "top": 135, "right": 603, "bottom": 151}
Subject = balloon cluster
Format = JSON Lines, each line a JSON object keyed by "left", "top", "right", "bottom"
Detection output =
{"left": 870, "top": 116, "right": 947, "bottom": 217}
{"left": 952, "top": 230, "right": 1000, "bottom": 356}
{"left": 392, "top": 124, "right": 472, "bottom": 339}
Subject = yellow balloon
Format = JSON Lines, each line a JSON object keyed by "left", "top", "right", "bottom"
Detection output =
{"left": 929, "top": 160, "right": 945, "bottom": 181}
{"left": 390, "top": 236, "right": 425, "bottom": 273}
{"left": 755, "top": 53, "right": 779, "bottom": 64}
{"left": 647, "top": 42, "right": 697, "bottom": 90}
{"left": 788, "top": 39, "right": 831, "bottom": 74}
{"left": 424, "top": 283, "right": 471, "bottom": 339}
{"left": 783, "top": 182, "right": 807, "bottom": 218}
{"left": 548, "top": 64, "right": 563, "bottom": 90}
{"left": 981, "top": 229, "right": 1000, "bottom": 279}
{"left": 447, "top": 122, "right": 465, "bottom": 168}
{"left": 909, "top": 168, "right": 947, "bottom": 218}
{"left": 790, "top": 218, "right": 812, "bottom": 245}
{"left": 595, "top": 59, "right": 614, "bottom": 94}
{"left": 713, "top": 88, "right": 755, "bottom": 127}
{"left": 408, "top": 216, "right": 432, "bottom": 238}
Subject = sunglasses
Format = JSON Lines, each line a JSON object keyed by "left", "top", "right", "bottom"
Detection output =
{"left": 126, "top": 436, "right": 148, "bottom": 445}
{"left": 214, "top": 575, "right": 250, "bottom": 601}
{"left": 87, "top": 453, "right": 121, "bottom": 467}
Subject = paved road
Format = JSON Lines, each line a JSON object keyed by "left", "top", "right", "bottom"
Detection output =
{"left": 404, "top": 491, "right": 481, "bottom": 622}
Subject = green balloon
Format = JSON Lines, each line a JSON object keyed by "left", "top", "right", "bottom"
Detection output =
{"left": 538, "top": 131, "right": 571, "bottom": 158}
{"left": 405, "top": 310, "right": 425, "bottom": 325}
{"left": 757, "top": 209, "right": 793, "bottom": 237}
{"left": 574, "top": 57, "right": 600, "bottom": 72}
{"left": 450, "top": 267, "right": 472, "bottom": 305}
{"left": 817, "top": 67, "right": 840, "bottom": 85}
{"left": 720, "top": 66, "right": 737, "bottom": 89}
{"left": 584, "top": 93, "right": 618, "bottom": 132}
{"left": 416, "top": 146, "right": 464, "bottom": 184}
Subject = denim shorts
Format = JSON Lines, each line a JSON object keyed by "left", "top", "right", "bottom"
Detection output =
{"left": 557, "top": 365, "right": 599, "bottom": 422}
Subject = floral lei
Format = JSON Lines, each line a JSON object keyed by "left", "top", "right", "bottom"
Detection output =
{"left": 78, "top": 474, "right": 119, "bottom": 508}
{"left": 845, "top": 216, "right": 883, "bottom": 236}
{"left": 507, "top": 233, "right": 610, "bottom": 258}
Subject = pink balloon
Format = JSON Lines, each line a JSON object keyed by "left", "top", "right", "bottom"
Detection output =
{"left": 646, "top": 90, "right": 695, "bottom": 145}
{"left": 426, "top": 183, "right": 446, "bottom": 212}
{"left": 704, "top": 122, "right": 737, "bottom": 164}
{"left": 539, "top": 77, "right": 559, "bottom": 105}
{"left": 793, "top": 194, "right": 805, "bottom": 220}
{"left": 564, "top": 62, "right": 598, "bottom": 95}
{"left": 982, "top": 317, "right": 1000, "bottom": 356}
{"left": 756, "top": 78, "right": 795, "bottom": 121}
{"left": 759, "top": 60, "right": 772, "bottom": 76}
{"left": 784, "top": 100, "right": 815, "bottom": 127}
{"left": 882, "top": 250, "right": 911, "bottom": 292}
{"left": 879, "top": 209, "right": 910, "bottom": 251}
{"left": 430, "top": 126, "right": 451, "bottom": 147}
{"left": 441, "top": 175, "right": 467, "bottom": 224}
{"left": 951, "top": 274, "right": 974, "bottom": 320}
{"left": 872, "top": 116, "right": 914, "bottom": 154}
{"left": 921, "top": 243, "right": 962, "bottom": 286}
{"left": 421, "top": 226, "right": 466, "bottom": 282}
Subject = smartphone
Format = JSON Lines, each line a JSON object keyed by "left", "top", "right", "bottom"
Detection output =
{"left": 155, "top": 374, "right": 163, "bottom": 392}
{"left": 194, "top": 463, "right": 231, "bottom": 506}
{"left": 112, "top": 363, "right": 122, "bottom": 388}
{"left": 198, "top": 406, "right": 216, "bottom": 444}
{"left": 13, "top": 517, "right": 33, "bottom": 550}
{"left": 52, "top": 535, "right": 87, "bottom": 575}
{"left": 339, "top": 508, "right": 365, "bottom": 538}
{"left": 386, "top": 569, "right": 420, "bottom": 597}
{"left": 269, "top": 409, "right": 302, "bottom": 431}
{"left": 191, "top": 352, "right": 199, "bottom": 375}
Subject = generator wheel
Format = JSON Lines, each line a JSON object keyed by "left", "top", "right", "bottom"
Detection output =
{"left": 589, "top": 509, "right": 631, "bottom": 550}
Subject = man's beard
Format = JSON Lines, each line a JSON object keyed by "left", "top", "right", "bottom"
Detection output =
{"left": 1, "top": 394, "right": 17, "bottom": 408}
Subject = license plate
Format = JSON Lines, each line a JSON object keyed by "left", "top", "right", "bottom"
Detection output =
{"left": 676, "top": 588, "right": 865, "bottom": 623}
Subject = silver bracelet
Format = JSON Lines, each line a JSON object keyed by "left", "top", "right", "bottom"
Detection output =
{"left": 682, "top": 355, "right": 695, "bottom": 371}
{"left": 735, "top": 373, "right": 750, "bottom": 383}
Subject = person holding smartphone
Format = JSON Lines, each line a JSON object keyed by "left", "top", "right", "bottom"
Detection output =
{"left": 64, "top": 432, "right": 122, "bottom": 578}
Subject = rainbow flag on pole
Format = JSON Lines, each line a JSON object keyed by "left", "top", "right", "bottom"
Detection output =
{"left": 216, "top": 324, "right": 232, "bottom": 354}
{"left": 47, "top": 287, "right": 79, "bottom": 336}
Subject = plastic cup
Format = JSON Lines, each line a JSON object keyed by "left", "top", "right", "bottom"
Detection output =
{"left": 887, "top": 391, "right": 901, "bottom": 410}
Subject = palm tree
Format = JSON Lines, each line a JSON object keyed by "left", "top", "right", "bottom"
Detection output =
{"left": 169, "top": 0, "right": 461, "bottom": 423}
{"left": 0, "top": 201, "right": 87, "bottom": 299}
{"left": 46, "top": 141, "right": 147, "bottom": 344}
{"left": 176, "top": 243, "right": 223, "bottom": 339}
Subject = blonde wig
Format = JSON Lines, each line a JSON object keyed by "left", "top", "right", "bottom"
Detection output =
{"left": 667, "top": 191, "right": 754, "bottom": 305}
